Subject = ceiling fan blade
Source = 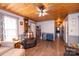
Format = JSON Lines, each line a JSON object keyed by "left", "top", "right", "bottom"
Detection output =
{"left": 37, "top": 12, "right": 49, "bottom": 17}
{"left": 36, "top": 7, "right": 40, "bottom": 11}
{"left": 43, "top": 9, "right": 47, "bottom": 13}
{"left": 39, "top": 13, "right": 42, "bottom": 17}
{"left": 43, "top": 9, "right": 48, "bottom": 12}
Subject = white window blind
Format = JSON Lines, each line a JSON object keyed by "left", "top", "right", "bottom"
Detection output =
{"left": 3, "top": 16, "right": 18, "bottom": 41}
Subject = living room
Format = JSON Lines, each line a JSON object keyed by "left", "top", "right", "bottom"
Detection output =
{"left": 0, "top": 3, "right": 79, "bottom": 56}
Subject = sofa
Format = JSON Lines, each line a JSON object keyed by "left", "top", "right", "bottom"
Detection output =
{"left": 0, "top": 41, "right": 25, "bottom": 56}
{"left": 0, "top": 47, "right": 12, "bottom": 55}
{"left": 2, "top": 48, "right": 25, "bottom": 56}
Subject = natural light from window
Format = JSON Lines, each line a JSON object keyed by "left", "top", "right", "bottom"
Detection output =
{"left": 3, "top": 16, "right": 18, "bottom": 41}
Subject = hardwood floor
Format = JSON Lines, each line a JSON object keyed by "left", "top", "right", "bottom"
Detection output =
{"left": 25, "top": 39, "right": 66, "bottom": 56}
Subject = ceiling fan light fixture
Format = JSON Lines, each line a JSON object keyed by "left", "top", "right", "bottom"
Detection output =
{"left": 39, "top": 12, "right": 42, "bottom": 17}
{"left": 38, "top": 9, "right": 48, "bottom": 17}
{"left": 36, "top": 4, "right": 49, "bottom": 17}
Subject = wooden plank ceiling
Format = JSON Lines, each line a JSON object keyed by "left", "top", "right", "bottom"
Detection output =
{"left": 0, "top": 3, "right": 79, "bottom": 22}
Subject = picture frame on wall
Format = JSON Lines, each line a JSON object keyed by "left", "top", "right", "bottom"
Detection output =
{"left": 20, "top": 21, "right": 23, "bottom": 25}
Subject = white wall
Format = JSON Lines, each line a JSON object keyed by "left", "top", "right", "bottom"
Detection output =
{"left": 63, "top": 16, "right": 68, "bottom": 43}
{"left": 18, "top": 17, "right": 24, "bottom": 40}
{"left": 68, "top": 13, "right": 79, "bottom": 36}
{"left": 36, "top": 20, "right": 55, "bottom": 40}
{"left": 65, "top": 13, "right": 79, "bottom": 46}
{"left": 18, "top": 17, "right": 24, "bottom": 35}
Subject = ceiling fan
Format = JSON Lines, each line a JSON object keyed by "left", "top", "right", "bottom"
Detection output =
{"left": 36, "top": 4, "right": 49, "bottom": 17}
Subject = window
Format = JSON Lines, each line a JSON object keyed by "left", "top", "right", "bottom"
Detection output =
{"left": 3, "top": 16, "right": 18, "bottom": 41}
